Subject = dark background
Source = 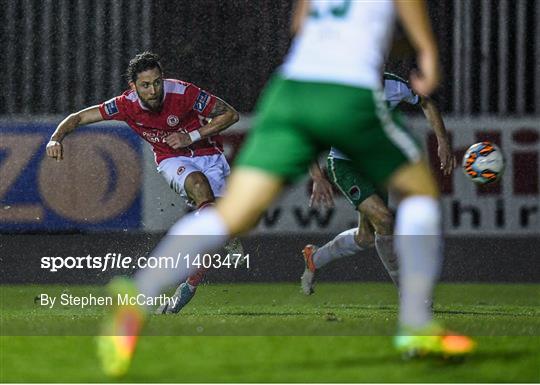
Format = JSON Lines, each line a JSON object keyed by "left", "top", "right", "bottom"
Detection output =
{"left": 2, "top": 0, "right": 538, "bottom": 115}
{"left": 153, "top": 0, "right": 537, "bottom": 114}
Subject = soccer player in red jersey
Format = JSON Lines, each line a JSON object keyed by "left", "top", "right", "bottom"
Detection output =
{"left": 46, "top": 52, "right": 241, "bottom": 313}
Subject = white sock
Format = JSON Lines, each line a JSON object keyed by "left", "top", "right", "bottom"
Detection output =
{"left": 313, "top": 228, "right": 363, "bottom": 269}
{"left": 135, "top": 208, "right": 229, "bottom": 300}
{"left": 374, "top": 233, "right": 399, "bottom": 288}
{"left": 395, "top": 196, "right": 442, "bottom": 329}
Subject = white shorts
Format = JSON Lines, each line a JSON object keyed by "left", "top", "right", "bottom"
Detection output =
{"left": 157, "top": 154, "right": 231, "bottom": 205}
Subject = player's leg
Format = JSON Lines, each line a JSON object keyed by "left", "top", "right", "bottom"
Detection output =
{"left": 359, "top": 194, "right": 393, "bottom": 236}
{"left": 180, "top": 158, "right": 236, "bottom": 294}
{"left": 184, "top": 170, "right": 216, "bottom": 207}
{"left": 136, "top": 167, "right": 306, "bottom": 303}
{"left": 305, "top": 156, "right": 376, "bottom": 265}
{"left": 181, "top": 171, "right": 218, "bottom": 302}
{"left": 358, "top": 195, "right": 399, "bottom": 287}
{"left": 302, "top": 155, "right": 394, "bottom": 294}
{"left": 156, "top": 156, "right": 208, "bottom": 206}
{"left": 301, "top": 193, "right": 397, "bottom": 294}
{"left": 154, "top": 158, "right": 209, "bottom": 305}
{"left": 387, "top": 161, "right": 475, "bottom": 357}
{"left": 342, "top": 93, "right": 436, "bottom": 328}
{"left": 215, "top": 168, "right": 284, "bottom": 233}
{"left": 200, "top": 154, "right": 245, "bottom": 260}
{"left": 156, "top": 155, "right": 244, "bottom": 314}
{"left": 301, "top": 213, "right": 366, "bottom": 295}
{"left": 335, "top": 91, "right": 474, "bottom": 357}
{"left": 295, "top": 85, "right": 408, "bottom": 294}
{"left": 154, "top": 160, "right": 215, "bottom": 314}
{"left": 151, "top": 166, "right": 283, "bottom": 317}
{"left": 302, "top": 231, "right": 351, "bottom": 295}
{"left": 387, "top": 160, "right": 440, "bottom": 323}
{"left": 139, "top": 166, "right": 286, "bottom": 309}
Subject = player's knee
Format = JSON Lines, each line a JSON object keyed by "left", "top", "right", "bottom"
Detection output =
{"left": 402, "top": 182, "right": 439, "bottom": 199}
{"left": 219, "top": 209, "right": 260, "bottom": 236}
{"left": 389, "top": 161, "right": 440, "bottom": 199}
{"left": 185, "top": 172, "right": 214, "bottom": 204}
{"left": 354, "top": 230, "right": 374, "bottom": 249}
{"left": 217, "top": 200, "right": 267, "bottom": 236}
{"left": 355, "top": 218, "right": 375, "bottom": 248}
{"left": 185, "top": 172, "right": 209, "bottom": 188}
{"left": 396, "top": 174, "right": 439, "bottom": 198}
{"left": 371, "top": 211, "right": 394, "bottom": 235}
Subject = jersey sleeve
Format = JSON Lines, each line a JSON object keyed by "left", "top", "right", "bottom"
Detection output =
{"left": 400, "top": 82, "right": 420, "bottom": 106}
{"left": 98, "top": 95, "right": 128, "bottom": 121}
{"left": 384, "top": 78, "right": 420, "bottom": 107}
{"left": 184, "top": 84, "right": 217, "bottom": 118}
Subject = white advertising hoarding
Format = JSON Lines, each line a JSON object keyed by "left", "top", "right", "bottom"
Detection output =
{"left": 142, "top": 116, "right": 539, "bottom": 235}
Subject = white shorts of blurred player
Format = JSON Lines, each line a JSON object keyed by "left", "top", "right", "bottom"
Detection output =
{"left": 157, "top": 154, "right": 231, "bottom": 207}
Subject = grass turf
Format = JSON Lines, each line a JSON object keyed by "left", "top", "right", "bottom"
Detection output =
{"left": 1, "top": 282, "right": 539, "bottom": 382}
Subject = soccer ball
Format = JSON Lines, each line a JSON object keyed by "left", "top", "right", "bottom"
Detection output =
{"left": 462, "top": 142, "right": 504, "bottom": 184}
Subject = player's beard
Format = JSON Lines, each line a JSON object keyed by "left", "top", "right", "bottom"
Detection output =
{"left": 138, "top": 89, "right": 164, "bottom": 112}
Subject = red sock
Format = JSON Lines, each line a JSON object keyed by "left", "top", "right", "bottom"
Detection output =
{"left": 187, "top": 201, "right": 214, "bottom": 286}
{"left": 196, "top": 200, "right": 215, "bottom": 211}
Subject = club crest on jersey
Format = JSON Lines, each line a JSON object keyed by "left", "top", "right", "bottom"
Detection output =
{"left": 177, "top": 166, "right": 185, "bottom": 175}
{"left": 104, "top": 98, "right": 119, "bottom": 116}
{"left": 193, "top": 91, "right": 209, "bottom": 112}
{"left": 167, "top": 115, "right": 179, "bottom": 127}
{"left": 348, "top": 185, "right": 361, "bottom": 200}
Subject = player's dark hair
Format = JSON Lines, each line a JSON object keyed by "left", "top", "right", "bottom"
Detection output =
{"left": 126, "top": 51, "right": 163, "bottom": 83}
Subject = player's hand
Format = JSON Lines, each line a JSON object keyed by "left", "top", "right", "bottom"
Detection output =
{"left": 164, "top": 132, "right": 192, "bottom": 149}
{"left": 46, "top": 140, "right": 63, "bottom": 161}
{"left": 437, "top": 139, "right": 456, "bottom": 176}
{"left": 309, "top": 177, "right": 334, "bottom": 208}
{"left": 410, "top": 50, "right": 440, "bottom": 97}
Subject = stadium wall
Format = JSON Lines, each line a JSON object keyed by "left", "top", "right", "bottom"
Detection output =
{"left": 142, "top": 116, "right": 540, "bottom": 236}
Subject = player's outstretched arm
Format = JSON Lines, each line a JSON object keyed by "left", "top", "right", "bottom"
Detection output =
{"left": 198, "top": 98, "right": 239, "bottom": 137}
{"left": 394, "top": 0, "right": 440, "bottom": 97}
{"left": 46, "top": 106, "right": 104, "bottom": 161}
{"left": 309, "top": 161, "right": 334, "bottom": 208}
{"left": 420, "top": 97, "right": 456, "bottom": 175}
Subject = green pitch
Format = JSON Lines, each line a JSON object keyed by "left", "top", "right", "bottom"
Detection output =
{"left": 1, "top": 282, "right": 539, "bottom": 382}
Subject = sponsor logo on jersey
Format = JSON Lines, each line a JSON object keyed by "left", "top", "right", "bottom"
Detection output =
{"left": 177, "top": 166, "right": 185, "bottom": 175}
{"left": 167, "top": 115, "right": 179, "bottom": 127}
{"left": 104, "top": 99, "right": 119, "bottom": 116}
{"left": 142, "top": 130, "right": 167, "bottom": 143}
{"left": 193, "top": 91, "right": 209, "bottom": 112}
